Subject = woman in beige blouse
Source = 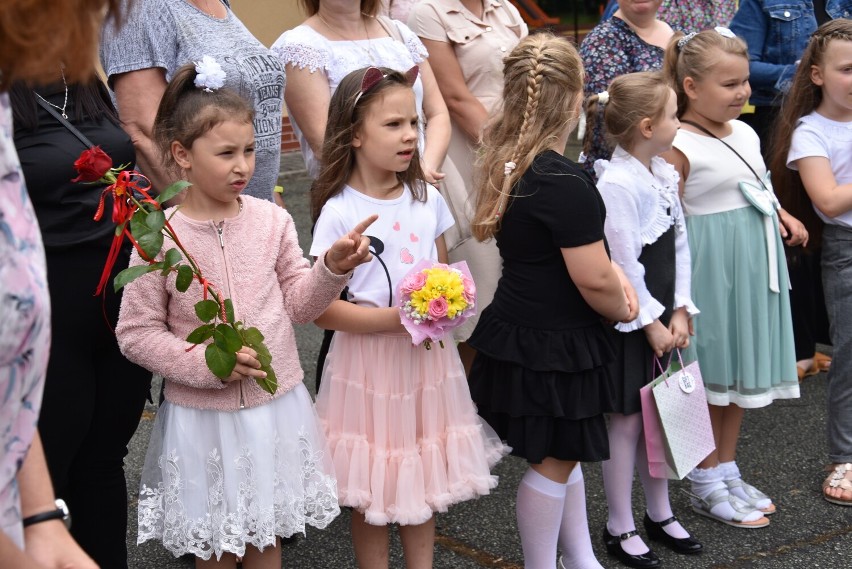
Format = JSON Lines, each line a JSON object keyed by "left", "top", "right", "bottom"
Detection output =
{"left": 408, "top": 0, "right": 526, "bottom": 372}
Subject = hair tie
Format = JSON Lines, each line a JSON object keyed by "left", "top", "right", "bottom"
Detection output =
{"left": 597, "top": 90, "right": 610, "bottom": 106}
{"left": 677, "top": 32, "right": 697, "bottom": 49}
{"left": 714, "top": 26, "right": 736, "bottom": 39}
{"left": 503, "top": 161, "right": 516, "bottom": 176}
{"left": 194, "top": 55, "right": 226, "bottom": 92}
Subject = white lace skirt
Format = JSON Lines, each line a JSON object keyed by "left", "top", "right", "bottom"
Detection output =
{"left": 137, "top": 384, "right": 340, "bottom": 560}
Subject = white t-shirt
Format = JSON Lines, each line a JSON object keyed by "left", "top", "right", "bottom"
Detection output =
{"left": 272, "top": 19, "right": 428, "bottom": 177}
{"left": 787, "top": 111, "right": 852, "bottom": 227}
{"left": 310, "top": 183, "right": 454, "bottom": 307}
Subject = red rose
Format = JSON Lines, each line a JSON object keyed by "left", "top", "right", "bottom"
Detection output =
{"left": 72, "top": 146, "right": 113, "bottom": 183}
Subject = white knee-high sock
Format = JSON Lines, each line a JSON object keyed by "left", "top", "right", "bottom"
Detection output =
{"left": 601, "top": 413, "right": 650, "bottom": 555}
{"left": 516, "top": 468, "right": 567, "bottom": 569}
{"left": 557, "top": 465, "right": 603, "bottom": 569}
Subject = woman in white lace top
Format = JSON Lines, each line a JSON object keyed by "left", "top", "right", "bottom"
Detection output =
{"left": 272, "top": 0, "right": 450, "bottom": 182}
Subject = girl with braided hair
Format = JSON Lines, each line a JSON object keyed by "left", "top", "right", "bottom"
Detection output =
{"left": 468, "top": 33, "right": 639, "bottom": 569}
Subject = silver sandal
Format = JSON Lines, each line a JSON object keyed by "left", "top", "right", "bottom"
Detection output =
{"left": 725, "top": 478, "right": 776, "bottom": 514}
{"left": 689, "top": 488, "right": 769, "bottom": 528}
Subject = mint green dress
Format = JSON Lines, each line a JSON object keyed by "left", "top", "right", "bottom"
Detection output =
{"left": 673, "top": 120, "right": 798, "bottom": 408}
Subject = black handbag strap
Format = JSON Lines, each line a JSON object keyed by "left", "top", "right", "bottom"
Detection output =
{"left": 35, "top": 96, "right": 95, "bottom": 150}
{"left": 679, "top": 119, "right": 769, "bottom": 192}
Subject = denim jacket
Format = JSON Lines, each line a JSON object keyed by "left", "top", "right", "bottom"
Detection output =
{"left": 730, "top": 0, "right": 852, "bottom": 106}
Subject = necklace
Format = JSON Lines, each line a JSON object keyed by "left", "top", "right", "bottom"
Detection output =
{"left": 316, "top": 12, "right": 377, "bottom": 64}
{"left": 34, "top": 67, "right": 69, "bottom": 119}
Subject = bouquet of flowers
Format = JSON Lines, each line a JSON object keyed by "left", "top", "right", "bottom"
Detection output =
{"left": 397, "top": 259, "right": 476, "bottom": 348}
{"left": 73, "top": 146, "right": 277, "bottom": 394}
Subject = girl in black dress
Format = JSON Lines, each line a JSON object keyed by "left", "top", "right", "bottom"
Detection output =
{"left": 467, "top": 33, "right": 639, "bottom": 569}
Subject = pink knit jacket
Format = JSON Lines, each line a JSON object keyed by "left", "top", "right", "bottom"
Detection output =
{"left": 116, "top": 196, "right": 349, "bottom": 411}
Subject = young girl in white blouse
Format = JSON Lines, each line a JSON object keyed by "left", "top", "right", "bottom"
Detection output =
{"left": 587, "top": 71, "right": 702, "bottom": 568}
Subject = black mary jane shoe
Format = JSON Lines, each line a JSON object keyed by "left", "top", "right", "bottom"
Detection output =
{"left": 602, "top": 526, "right": 661, "bottom": 568}
{"left": 643, "top": 513, "right": 703, "bottom": 555}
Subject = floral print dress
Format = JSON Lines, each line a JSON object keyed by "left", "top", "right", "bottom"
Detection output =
{"left": 579, "top": 16, "right": 665, "bottom": 179}
{"left": 0, "top": 93, "right": 51, "bottom": 549}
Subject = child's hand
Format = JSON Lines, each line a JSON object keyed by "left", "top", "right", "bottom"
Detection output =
{"left": 668, "top": 307, "right": 691, "bottom": 349}
{"left": 422, "top": 161, "right": 446, "bottom": 185}
{"left": 326, "top": 215, "right": 378, "bottom": 275}
{"left": 778, "top": 208, "right": 809, "bottom": 247}
{"left": 223, "top": 346, "right": 267, "bottom": 384}
{"left": 644, "top": 320, "right": 675, "bottom": 358}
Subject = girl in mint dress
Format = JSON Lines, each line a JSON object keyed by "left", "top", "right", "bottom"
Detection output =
{"left": 664, "top": 28, "right": 802, "bottom": 528}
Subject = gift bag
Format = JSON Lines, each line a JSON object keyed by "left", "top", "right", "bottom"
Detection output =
{"left": 641, "top": 354, "right": 716, "bottom": 480}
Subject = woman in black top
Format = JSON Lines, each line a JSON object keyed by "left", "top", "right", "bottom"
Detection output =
{"left": 11, "top": 80, "right": 152, "bottom": 569}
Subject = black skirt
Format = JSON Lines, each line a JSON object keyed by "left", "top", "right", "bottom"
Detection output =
{"left": 607, "top": 225, "right": 676, "bottom": 415}
{"left": 468, "top": 309, "right": 617, "bottom": 464}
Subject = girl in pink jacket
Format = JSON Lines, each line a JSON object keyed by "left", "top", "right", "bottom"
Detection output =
{"left": 115, "top": 59, "right": 374, "bottom": 568}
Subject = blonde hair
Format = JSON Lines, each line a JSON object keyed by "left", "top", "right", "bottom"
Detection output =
{"left": 472, "top": 33, "right": 584, "bottom": 241}
{"left": 0, "top": 0, "right": 122, "bottom": 88}
{"left": 663, "top": 29, "right": 749, "bottom": 117}
{"left": 769, "top": 19, "right": 852, "bottom": 248}
{"left": 584, "top": 71, "right": 671, "bottom": 153}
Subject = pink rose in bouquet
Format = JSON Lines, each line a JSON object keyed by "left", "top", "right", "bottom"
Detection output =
{"left": 397, "top": 259, "right": 476, "bottom": 348}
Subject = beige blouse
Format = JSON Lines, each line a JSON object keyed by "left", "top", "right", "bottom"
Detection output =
{"left": 408, "top": 0, "right": 527, "bottom": 112}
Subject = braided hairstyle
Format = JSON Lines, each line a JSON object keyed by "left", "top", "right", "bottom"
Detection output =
{"left": 768, "top": 18, "right": 852, "bottom": 248}
{"left": 472, "top": 33, "right": 584, "bottom": 241}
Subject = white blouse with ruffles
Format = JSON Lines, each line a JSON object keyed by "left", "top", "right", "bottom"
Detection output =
{"left": 595, "top": 146, "right": 699, "bottom": 332}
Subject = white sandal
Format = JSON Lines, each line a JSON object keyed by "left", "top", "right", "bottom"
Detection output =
{"left": 690, "top": 488, "right": 769, "bottom": 528}
{"left": 725, "top": 478, "right": 776, "bottom": 515}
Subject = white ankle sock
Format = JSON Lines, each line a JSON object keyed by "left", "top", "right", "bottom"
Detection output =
{"left": 688, "top": 466, "right": 762, "bottom": 523}
{"left": 720, "top": 461, "right": 772, "bottom": 509}
{"left": 557, "top": 465, "right": 603, "bottom": 569}
{"left": 517, "top": 468, "right": 566, "bottom": 569}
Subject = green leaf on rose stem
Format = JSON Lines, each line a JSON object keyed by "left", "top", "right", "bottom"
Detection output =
{"left": 157, "top": 180, "right": 191, "bottom": 205}
{"left": 238, "top": 326, "right": 277, "bottom": 395}
{"left": 186, "top": 323, "right": 215, "bottom": 344}
{"left": 224, "top": 299, "right": 235, "bottom": 323}
{"left": 145, "top": 209, "right": 166, "bottom": 231}
{"left": 130, "top": 213, "right": 164, "bottom": 260}
{"left": 195, "top": 299, "right": 220, "bottom": 323}
{"left": 213, "top": 323, "right": 243, "bottom": 353}
{"left": 240, "top": 326, "right": 265, "bottom": 347}
{"left": 160, "top": 248, "right": 183, "bottom": 275}
{"left": 113, "top": 262, "right": 163, "bottom": 291}
{"left": 175, "top": 265, "right": 194, "bottom": 292}
{"left": 205, "top": 343, "right": 236, "bottom": 379}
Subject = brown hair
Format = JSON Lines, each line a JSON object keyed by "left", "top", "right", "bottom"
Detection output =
{"left": 472, "top": 33, "right": 584, "bottom": 241}
{"left": 0, "top": 0, "right": 122, "bottom": 88}
{"left": 769, "top": 19, "right": 852, "bottom": 248}
{"left": 663, "top": 29, "right": 749, "bottom": 117}
{"left": 299, "top": 0, "right": 381, "bottom": 16}
{"left": 584, "top": 71, "right": 671, "bottom": 154}
{"left": 310, "top": 66, "right": 426, "bottom": 222}
{"left": 152, "top": 62, "right": 254, "bottom": 172}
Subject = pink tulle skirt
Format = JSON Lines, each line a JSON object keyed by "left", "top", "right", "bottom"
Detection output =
{"left": 316, "top": 331, "right": 509, "bottom": 526}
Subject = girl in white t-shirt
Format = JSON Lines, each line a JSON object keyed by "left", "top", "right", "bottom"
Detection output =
{"left": 771, "top": 19, "right": 852, "bottom": 508}
{"left": 309, "top": 66, "right": 507, "bottom": 569}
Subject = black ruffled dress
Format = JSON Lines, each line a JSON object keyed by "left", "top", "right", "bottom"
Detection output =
{"left": 468, "top": 151, "right": 617, "bottom": 464}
